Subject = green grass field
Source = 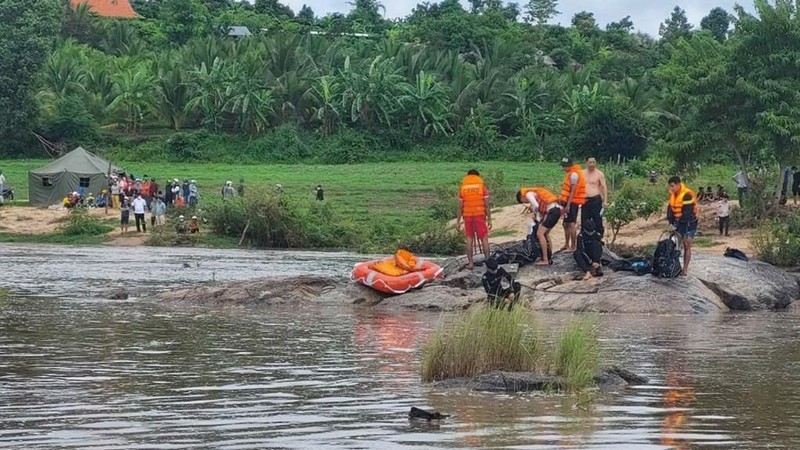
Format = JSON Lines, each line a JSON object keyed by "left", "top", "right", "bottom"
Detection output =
{"left": 0, "top": 159, "right": 737, "bottom": 235}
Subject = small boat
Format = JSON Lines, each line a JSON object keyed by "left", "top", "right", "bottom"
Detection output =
{"left": 352, "top": 250, "right": 444, "bottom": 295}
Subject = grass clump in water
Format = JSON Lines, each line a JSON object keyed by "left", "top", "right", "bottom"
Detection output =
{"left": 552, "top": 319, "right": 600, "bottom": 392}
{"left": 421, "top": 304, "right": 538, "bottom": 383}
{"left": 421, "top": 305, "right": 601, "bottom": 392}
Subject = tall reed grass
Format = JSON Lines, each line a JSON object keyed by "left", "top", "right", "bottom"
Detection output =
{"left": 421, "top": 305, "right": 600, "bottom": 392}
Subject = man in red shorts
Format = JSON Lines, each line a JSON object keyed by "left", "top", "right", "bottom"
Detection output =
{"left": 457, "top": 169, "right": 492, "bottom": 270}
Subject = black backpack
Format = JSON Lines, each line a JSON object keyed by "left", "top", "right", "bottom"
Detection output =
{"left": 652, "top": 235, "right": 682, "bottom": 278}
{"left": 609, "top": 257, "right": 653, "bottom": 276}
{"left": 724, "top": 247, "right": 749, "bottom": 261}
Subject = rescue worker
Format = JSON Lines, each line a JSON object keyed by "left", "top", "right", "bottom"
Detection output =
{"left": 516, "top": 187, "right": 562, "bottom": 266}
{"left": 457, "top": 169, "right": 491, "bottom": 270}
{"left": 667, "top": 176, "right": 699, "bottom": 276}
{"left": 559, "top": 157, "right": 587, "bottom": 254}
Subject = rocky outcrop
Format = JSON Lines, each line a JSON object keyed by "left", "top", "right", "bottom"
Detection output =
{"left": 156, "top": 243, "right": 799, "bottom": 314}
{"left": 435, "top": 244, "right": 799, "bottom": 314}
{"left": 432, "top": 366, "right": 648, "bottom": 393}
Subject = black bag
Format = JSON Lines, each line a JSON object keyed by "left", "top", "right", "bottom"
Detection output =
{"left": 724, "top": 247, "right": 749, "bottom": 261}
{"left": 608, "top": 257, "right": 653, "bottom": 276}
{"left": 652, "top": 235, "right": 682, "bottom": 278}
{"left": 488, "top": 223, "right": 548, "bottom": 267}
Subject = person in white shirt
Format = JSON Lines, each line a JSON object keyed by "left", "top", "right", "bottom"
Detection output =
{"left": 732, "top": 170, "right": 749, "bottom": 204}
{"left": 131, "top": 194, "right": 148, "bottom": 233}
{"left": 717, "top": 194, "right": 731, "bottom": 237}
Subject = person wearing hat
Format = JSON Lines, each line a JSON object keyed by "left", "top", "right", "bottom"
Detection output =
{"left": 188, "top": 215, "right": 200, "bottom": 234}
{"left": 175, "top": 215, "right": 188, "bottom": 234}
{"left": 481, "top": 258, "right": 521, "bottom": 310}
{"left": 222, "top": 180, "right": 237, "bottom": 199}
{"left": 95, "top": 189, "right": 109, "bottom": 208}
{"left": 574, "top": 218, "right": 604, "bottom": 281}
{"left": 559, "top": 157, "right": 587, "bottom": 254}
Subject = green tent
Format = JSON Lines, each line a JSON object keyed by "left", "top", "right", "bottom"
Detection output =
{"left": 28, "top": 147, "right": 121, "bottom": 206}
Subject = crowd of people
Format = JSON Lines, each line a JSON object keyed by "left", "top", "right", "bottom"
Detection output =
{"left": 458, "top": 157, "right": 783, "bottom": 307}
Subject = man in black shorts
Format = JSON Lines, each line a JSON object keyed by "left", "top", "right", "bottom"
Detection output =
{"left": 559, "top": 158, "right": 587, "bottom": 253}
{"left": 517, "top": 187, "right": 562, "bottom": 265}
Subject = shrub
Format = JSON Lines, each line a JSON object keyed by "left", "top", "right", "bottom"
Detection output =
{"left": 61, "top": 208, "right": 113, "bottom": 236}
{"left": 399, "top": 224, "right": 463, "bottom": 256}
{"left": 605, "top": 180, "right": 664, "bottom": 244}
{"left": 315, "top": 128, "right": 374, "bottom": 164}
{"left": 552, "top": 318, "right": 600, "bottom": 392}
{"left": 752, "top": 213, "right": 800, "bottom": 267}
{"left": 245, "top": 125, "right": 311, "bottom": 162}
{"left": 206, "top": 187, "right": 358, "bottom": 248}
{"left": 429, "top": 185, "right": 458, "bottom": 221}
{"left": 421, "top": 304, "right": 539, "bottom": 382}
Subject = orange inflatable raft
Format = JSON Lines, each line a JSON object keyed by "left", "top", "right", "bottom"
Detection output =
{"left": 352, "top": 250, "right": 444, "bottom": 295}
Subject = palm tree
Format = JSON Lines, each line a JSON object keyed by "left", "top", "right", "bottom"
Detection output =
{"left": 153, "top": 55, "right": 190, "bottom": 130}
{"left": 108, "top": 66, "right": 156, "bottom": 133}
{"left": 306, "top": 75, "right": 342, "bottom": 136}
{"left": 399, "top": 71, "right": 452, "bottom": 136}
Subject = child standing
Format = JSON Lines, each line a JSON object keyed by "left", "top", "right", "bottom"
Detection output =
{"left": 717, "top": 194, "right": 731, "bottom": 237}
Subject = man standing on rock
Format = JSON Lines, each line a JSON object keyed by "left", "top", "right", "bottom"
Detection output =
{"left": 667, "top": 176, "right": 698, "bottom": 276}
{"left": 457, "top": 169, "right": 491, "bottom": 270}
{"left": 559, "top": 158, "right": 587, "bottom": 254}
{"left": 582, "top": 157, "right": 608, "bottom": 239}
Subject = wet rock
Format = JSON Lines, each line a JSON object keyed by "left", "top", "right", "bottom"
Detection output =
{"left": 432, "top": 368, "right": 647, "bottom": 393}
{"left": 433, "top": 372, "right": 563, "bottom": 392}
{"left": 156, "top": 242, "right": 798, "bottom": 314}
{"left": 107, "top": 289, "right": 129, "bottom": 300}
{"left": 158, "top": 275, "right": 383, "bottom": 307}
{"left": 691, "top": 253, "right": 799, "bottom": 310}
{"left": 373, "top": 284, "right": 484, "bottom": 312}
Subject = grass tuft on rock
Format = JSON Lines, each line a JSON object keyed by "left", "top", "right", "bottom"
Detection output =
{"left": 421, "top": 305, "right": 601, "bottom": 392}
{"left": 421, "top": 304, "right": 538, "bottom": 383}
{"left": 552, "top": 319, "right": 600, "bottom": 392}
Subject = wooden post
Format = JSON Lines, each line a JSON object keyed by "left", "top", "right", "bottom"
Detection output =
{"left": 105, "top": 161, "right": 112, "bottom": 215}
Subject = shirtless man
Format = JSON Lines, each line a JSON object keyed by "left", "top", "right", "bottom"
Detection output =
{"left": 582, "top": 158, "right": 608, "bottom": 238}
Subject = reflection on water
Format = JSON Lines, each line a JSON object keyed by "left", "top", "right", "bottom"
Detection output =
{"left": 2, "top": 244, "right": 800, "bottom": 448}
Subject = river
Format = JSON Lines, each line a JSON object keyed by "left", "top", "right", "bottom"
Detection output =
{"left": 1, "top": 243, "right": 799, "bottom": 448}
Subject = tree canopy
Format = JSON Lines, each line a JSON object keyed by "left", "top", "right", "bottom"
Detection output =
{"left": 0, "top": 0, "right": 796, "bottom": 175}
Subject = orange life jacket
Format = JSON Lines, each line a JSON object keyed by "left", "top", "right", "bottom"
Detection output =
{"left": 560, "top": 165, "right": 587, "bottom": 206}
{"left": 669, "top": 183, "right": 698, "bottom": 221}
{"left": 520, "top": 187, "right": 559, "bottom": 214}
{"left": 460, "top": 174, "right": 487, "bottom": 218}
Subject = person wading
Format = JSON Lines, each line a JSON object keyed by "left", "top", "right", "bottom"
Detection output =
{"left": 582, "top": 157, "right": 608, "bottom": 238}
{"left": 559, "top": 158, "right": 587, "bottom": 253}
{"left": 457, "top": 169, "right": 492, "bottom": 270}
{"left": 667, "top": 176, "right": 699, "bottom": 276}
{"left": 517, "top": 187, "right": 562, "bottom": 265}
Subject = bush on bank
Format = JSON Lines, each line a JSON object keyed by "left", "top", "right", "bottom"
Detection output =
{"left": 206, "top": 188, "right": 359, "bottom": 249}
{"left": 753, "top": 213, "right": 800, "bottom": 267}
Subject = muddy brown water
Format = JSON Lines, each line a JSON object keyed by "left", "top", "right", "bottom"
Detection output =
{"left": 1, "top": 244, "right": 800, "bottom": 448}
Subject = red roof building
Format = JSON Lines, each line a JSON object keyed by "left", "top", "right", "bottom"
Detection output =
{"left": 70, "top": 0, "right": 140, "bottom": 19}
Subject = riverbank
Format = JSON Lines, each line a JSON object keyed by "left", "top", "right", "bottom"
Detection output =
{"left": 0, "top": 160, "right": 740, "bottom": 249}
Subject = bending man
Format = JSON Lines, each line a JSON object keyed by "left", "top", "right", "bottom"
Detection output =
{"left": 457, "top": 169, "right": 491, "bottom": 270}
{"left": 517, "top": 187, "right": 561, "bottom": 266}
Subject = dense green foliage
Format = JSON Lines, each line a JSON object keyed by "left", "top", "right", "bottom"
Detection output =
{"left": 753, "top": 213, "right": 800, "bottom": 267}
{"left": 604, "top": 180, "right": 663, "bottom": 244}
{"left": 0, "top": 0, "right": 790, "bottom": 172}
{"left": 60, "top": 207, "right": 114, "bottom": 236}
{"left": 0, "top": 0, "right": 61, "bottom": 153}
